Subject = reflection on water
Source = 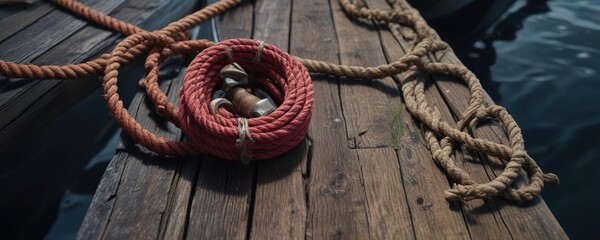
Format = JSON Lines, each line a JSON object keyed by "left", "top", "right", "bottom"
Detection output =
{"left": 425, "top": 0, "right": 600, "bottom": 238}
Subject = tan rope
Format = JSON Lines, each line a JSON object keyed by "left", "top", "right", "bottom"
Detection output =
{"left": 253, "top": 40, "right": 265, "bottom": 63}
{"left": 0, "top": 0, "right": 558, "bottom": 203}
{"left": 235, "top": 117, "right": 254, "bottom": 164}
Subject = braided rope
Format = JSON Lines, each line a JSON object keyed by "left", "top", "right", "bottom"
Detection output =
{"left": 0, "top": 0, "right": 558, "bottom": 203}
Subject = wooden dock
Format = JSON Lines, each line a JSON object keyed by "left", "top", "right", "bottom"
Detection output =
{"left": 0, "top": 0, "right": 196, "bottom": 238}
{"left": 1, "top": 0, "right": 567, "bottom": 239}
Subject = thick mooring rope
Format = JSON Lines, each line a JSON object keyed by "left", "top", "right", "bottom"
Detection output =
{"left": 179, "top": 39, "right": 313, "bottom": 161}
{"left": 0, "top": 0, "right": 558, "bottom": 203}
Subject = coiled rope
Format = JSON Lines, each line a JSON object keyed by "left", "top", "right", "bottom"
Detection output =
{"left": 0, "top": 0, "right": 558, "bottom": 203}
{"left": 179, "top": 39, "right": 313, "bottom": 161}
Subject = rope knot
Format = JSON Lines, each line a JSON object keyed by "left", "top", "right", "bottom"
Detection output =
{"left": 224, "top": 47, "right": 234, "bottom": 61}
{"left": 475, "top": 108, "right": 489, "bottom": 120}
{"left": 253, "top": 40, "right": 265, "bottom": 63}
{"left": 511, "top": 150, "right": 529, "bottom": 161}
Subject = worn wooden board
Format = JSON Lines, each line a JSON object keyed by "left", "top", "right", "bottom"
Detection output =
{"left": 0, "top": 0, "right": 127, "bottom": 146}
{"left": 249, "top": 1, "right": 308, "bottom": 239}
{"left": 78, "top": 62, "right": 187, "bottom": 239}
{"left": 293, "top": 1, "right": 369, "bottom": 239}
{"left": 355, "top": 148, "right": 414, "bottom": 239}
{"left": 0, "top": 1, "right": 54, "bottom": 42}
{"left": 0, "top": 0, "right": 198, "bottom": 238}
{"left": 331, "top": 0, "right": 404, "bottom": 149}
{"left": 0, "top": 0, "right": 196, "bottom": 153}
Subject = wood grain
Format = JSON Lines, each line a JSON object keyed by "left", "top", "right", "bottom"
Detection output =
{"left": 0, "top": 0, "right": 194, "bottom": 152}
{"left": 0, "top": 0, "right": 196, "bottom": 238}
{"left": 186, "top": 157, "right": 254, "bottom": 240}
{"left": 389, "top": 75, "right": 471, "bottom": 239}
{"left": 293, "top": 1, "right": 369, "bottom": 239}
{"left": 185, "top": 2, "right": 255, "bottom": 240}
{"left": 0, "top": 1, "right": 54, "bottom": 42}
{"left": 331, "top": 0, "right": 404, "bottom": 149}
{"left": 249, "top": 1, "right": 308, "bottom": 239}
{"left": 0, "top": 0, "right": 127, "bottom": 134}
{"left": 78, "top": 66, "right": 187, "bottom": 239}
{"left": 355, "top": 148, "right": 414, "bottom": 239}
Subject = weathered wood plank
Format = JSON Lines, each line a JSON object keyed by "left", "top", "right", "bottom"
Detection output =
{"left": 158, "top": 67, "right": 199, "bottom": 239}
{"left": 331, "top": 0, "right": 404, "bottom": 149}
{"left": 159, "top": 158, "right": 199, "bottom": 239}
{"left": 0, "top": 0, "right": 127, "bottom": 129}
{"left": 0, "top": 0, "right": 194, "bottom": 153}
{"left": 249, "top": 1, "right": 308, "bottom": 239}
{"left": 251, "top": 143, "right": 308, "bottom": 240}
{"left": 392, "top": 86, "right": 471, "bottom": 239}
{"left": 355, "top": 148, "right": 414, "bottom": 239}
{"left": 77, "top": 150, "right": 128, "bottom": 239}
{"left": 215, "top": 0, "right": 253, "bottom": 40}
{"left": 0, "top": 0, "right": 124, "bottom": 64}
{"left": 253, "top": 0, "right": 291, "bottom": 49}
{"left": 334, "top": 0, "right": 471, "bottom": 238}
{"left": 291, "top": 1, "right": 369, "bottom": 239}
{"left": 100, "top": 153, "right": 178, "bottom": 239}
{"left": 0, "top": 1, "right": 54, "bottom": 42}
{"left": 185, "top": 2, "right": 255, "bottom": 239}
{"left": 78, "top": 64, "right": 185, "bottom": 239}
{"left": 75, "top": 0, "right": 201, "bottom": 238}
{"left": 186, "top": 157, "right": 254, "bottom": 240}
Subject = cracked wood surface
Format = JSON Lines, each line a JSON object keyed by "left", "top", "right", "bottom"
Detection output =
{"left": 0, "top": 0, "right": 197, "bottom": 238}
{"left": 77, "top": 0, "right": 566, "bottom": 239}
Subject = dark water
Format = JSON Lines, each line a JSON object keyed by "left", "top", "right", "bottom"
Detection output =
{"left": 427, "top": 0, "right": 600, "bottom": 238}
{"left": 40, "top": 0, "right": 598, "bottom": 239}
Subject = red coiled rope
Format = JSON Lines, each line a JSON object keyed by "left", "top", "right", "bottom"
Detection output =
{"left": 179, "top": 39, "right": 313, "bottom": 160}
